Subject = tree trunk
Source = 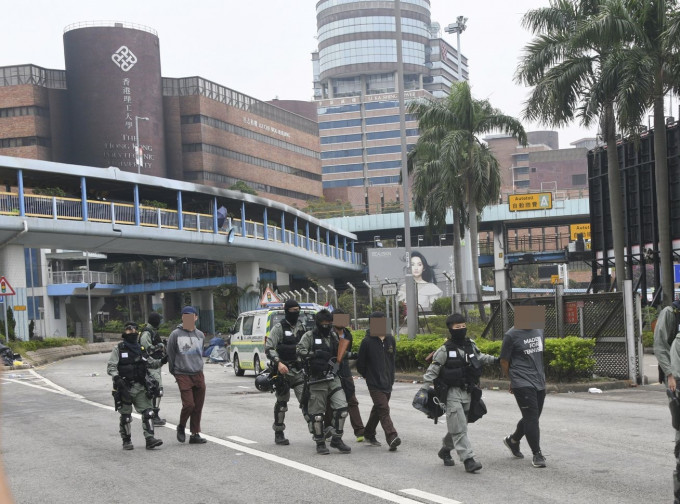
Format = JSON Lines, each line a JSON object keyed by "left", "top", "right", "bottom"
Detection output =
{"left": 467, "top": 179, "right": 487, "bottom": 322}
{"left": 451, "top": 205, "right": 464, "bottom": 306}
{"left": 653, "top": 91, "right": 673, "bottom": 306}
{"left": 603, "top": 102, "right": 626, "bottom": 292}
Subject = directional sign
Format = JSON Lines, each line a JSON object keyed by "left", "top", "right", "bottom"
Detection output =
{"left": 13, "top": 305, "right": 26, "bottom": 311}
{"left": 381, "top": 283, "right": 398, "bottom": 296}
{"left": 570, "top": 223, "right": 591, "bottom": 240}
{"left": 508, "top": 192, "right": 553, "bottom": 212}
{"left": 0, "top": 276, "right": 15, "bottom": 296}
{"left": 550, "top": 274, "right": 560, "bottom": 285}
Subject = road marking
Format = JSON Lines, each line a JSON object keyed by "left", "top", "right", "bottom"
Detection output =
{"left": 14, "top": 371, "right": 424, "bottom": 504}
{"left": 237, "top": 386, "right": 251, "bottom": 389}
{"left": 401, "top": 488, "right": 463, "bottom": 504}
{"left": 226, "top": 436, "right": 257, "bottom": 444}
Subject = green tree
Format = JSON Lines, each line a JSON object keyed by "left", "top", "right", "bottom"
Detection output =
{"left": 516, "top": 0, "right": 627, "bottom": 291}
{"left": 409, "top": 82, "right": 526, "bottom": 321}
{"left": 301, "top": 197, "right": 357, "bottom": 219}
{"left": 229, "top": 181, "right": 257, "bottom": 195}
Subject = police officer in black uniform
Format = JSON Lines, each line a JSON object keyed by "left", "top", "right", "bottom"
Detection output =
{"left": 264, "top": 299, "right": 310, "bottom": 445}
{"left": 139, "top": 312, "right": 167, "bottom": 426}
{"left": 107, "top": 321, "right": 163, "bottom": 450}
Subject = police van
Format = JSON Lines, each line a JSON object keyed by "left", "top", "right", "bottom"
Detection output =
{"left": 228, "top": 303, "right": 322, "bottom": 376}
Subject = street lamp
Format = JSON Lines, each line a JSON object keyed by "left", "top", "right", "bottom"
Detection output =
{"left": 347, "top": 282, "right": 357, "bottom": 329}
{"left": 374, "top": 236, "right": 383, "bottom": 248}
{"left": 445, "top": 16, "right": 468, "bottom": 81}
{"left": 309, "top": 286, "right": 318, "bottom": 304}
{"left": 318, "top": 285, "right": 328, "bottom": 305}
{"left": 439, "top": 234, "right": 446, "bottom": 246}
{"left": 362, "top": 280, "right": 373, "bottom": 312}
{"left": 327, "top": 284, "right": 338, "bottom": 307}
{"left": 135, "top": 116, "right": 149, "bottom": 174}
{"left": 396, "top": 235, "right": 403, "bottom": 247}
{"left": 294, "top": 290, "right": 301, "bottom": 302}
{"left": 417, "top": 235, "right": 424, "bottom": 247}
{"left": 85, "top": 251, "right": 94, "bottom": 342}
{"left": 301, "top": 288, "right": 309, "bottom": 303}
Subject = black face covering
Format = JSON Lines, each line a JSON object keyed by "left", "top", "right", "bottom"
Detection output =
{"left": 285, "top": 311, "right": 300, "bottom": 325}
{"left": 317, "top": 324, "right": 332, "bottom": 337}
{"left": 448, "top": 328, "right": 467, "bottom": 344}
{"left": 122, "top": 332, "right": 139, "bottom": 344}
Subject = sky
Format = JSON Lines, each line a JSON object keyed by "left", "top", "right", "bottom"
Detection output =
{"left": 3, "top": 0, "right": 598, "bottom": 148}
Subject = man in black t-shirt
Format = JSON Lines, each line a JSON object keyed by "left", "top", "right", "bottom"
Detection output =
{"left": 500, "top": 302, "right": 547, "bottom": 468}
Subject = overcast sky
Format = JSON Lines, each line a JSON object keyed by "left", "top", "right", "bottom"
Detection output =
{"left": 3, "top": 0, "right": 599, "bottom": 148}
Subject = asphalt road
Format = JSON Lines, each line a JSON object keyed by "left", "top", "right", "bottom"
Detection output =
{"left": 1, "top": 353, "right": 674, "bottom": 504}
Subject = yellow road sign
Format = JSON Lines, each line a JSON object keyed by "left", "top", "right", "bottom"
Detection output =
{"left": 508, "top": 192, "right": 552, "bottom": 212}
{"left": 550, "top": 275, "right": 560, "bottom": 284}
{"left": 13, "top": 305, "right": 26, "bottom": 311}
{"left": 570, "top": 223, "right": 591, "bottom": 240}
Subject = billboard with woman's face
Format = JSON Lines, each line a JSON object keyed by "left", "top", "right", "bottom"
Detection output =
{"left": 367, "top": 247, "right": 454, "bottom": 312}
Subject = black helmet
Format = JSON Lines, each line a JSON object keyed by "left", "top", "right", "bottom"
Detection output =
{"left": 255, "top": 371, "right": 273, "bottom": 392}
{"left": 412, "top": 387, "right": 445, "bottom": 419}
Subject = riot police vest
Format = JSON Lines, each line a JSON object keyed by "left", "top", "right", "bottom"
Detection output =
{"left": 117, "top": 342, "right": 147, "bottom": 384}
{"left": 141, "top": 325, "right": 164, "bottom": 359}
{"left": 308, "top": 330, "right": 337, "bottom": 377}
{"left": 438, "top": 339, "right": 481, "bottom": 387}
{"left": 276, "top": 321, "right": 301, "bottom": 363}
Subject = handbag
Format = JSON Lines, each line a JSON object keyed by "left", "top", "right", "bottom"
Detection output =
{"left": 467, "top": 385, "right": 487, "bottom": 423}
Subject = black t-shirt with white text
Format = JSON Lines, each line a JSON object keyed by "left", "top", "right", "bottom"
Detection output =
{"left": 500, "top": 327, "right": 546, "bottom": 390}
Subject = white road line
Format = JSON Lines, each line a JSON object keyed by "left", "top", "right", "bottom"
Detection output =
{"left": 226, "top": 436, "right": 258, "bottom": 444}
{"left": 401, "top": 488, "right": 463, "bottom": 504}
{"left": 12, "top": 372, "right": 423, "bottom": 504}
{"left": 237, "top": 386, "right": 251, "bottom": 389}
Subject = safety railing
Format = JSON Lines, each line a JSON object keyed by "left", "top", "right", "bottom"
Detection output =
{"left": 0, "top": 192, "right": 360, "bottom": 265}
{"left": 50, "top": 270, "right": 121, "bottom": 285}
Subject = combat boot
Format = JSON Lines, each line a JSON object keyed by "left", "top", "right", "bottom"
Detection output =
{"left": 316, "top": 441, "right": 330, "bottom": 455}
{"left": 122, "top": 437, "right": 133, "bottom": 450}
{"left": 146, "top": 437, "right": 163, "bottom": 450}
{"left": 275, "top": 431, "right": 289, "bottom": 445}
{"left": 438, "top": 447, "right": 454, "bottom": 466}
{"left": 153, "top": 416, "right": 166, "bottom": 426}
{"left": 464, "top": 457, "right": 482, "bottom": 473}
{"left": 330, "top": 437, "right": 351, "bottom": 453}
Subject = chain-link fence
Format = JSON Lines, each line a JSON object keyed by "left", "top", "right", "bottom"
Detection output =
{"left": 475, "top": 291, "right": 639, "bottom": 380}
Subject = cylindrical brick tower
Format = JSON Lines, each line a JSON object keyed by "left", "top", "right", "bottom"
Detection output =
{"left": 63, "top": 21, "right": 166, "bottom": 177}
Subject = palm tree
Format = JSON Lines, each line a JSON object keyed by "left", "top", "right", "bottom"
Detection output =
{"left": 409, "top": 82, "right": 526, "bottom": 320}
{"left": 516, "top": 0, "right": 628, "bottom": 292}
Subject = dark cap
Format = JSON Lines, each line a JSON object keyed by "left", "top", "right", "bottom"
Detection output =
{"left": 284, "top": 299, "right": 300, "bottom": 311}
{"left": 182, "top": 306, "right": 198, "bottom": 315}
{"left": 370, "top": 311, "right": 386, "bottom": 319}
{"left": 124, "top": 321, "right": 138, "bottom": 331}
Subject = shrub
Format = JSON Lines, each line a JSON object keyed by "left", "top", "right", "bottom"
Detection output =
{"left": 103, "top": 320, "right": 124, "bottom": 333}
{"left": 431, "top": 297, "right": 452, "bottom": 315}
{"left": 9, "top": 337, "right": 87, "bottom": 354}
{"left": 545, "top": 337, "right": 596, "bottom": 381}
{"left": 642, "top": 330, "right": 654, "bottom": 348}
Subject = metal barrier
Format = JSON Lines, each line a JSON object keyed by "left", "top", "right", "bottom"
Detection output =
{"left": 50, "top": 270, "right": 121, "bottom": 284}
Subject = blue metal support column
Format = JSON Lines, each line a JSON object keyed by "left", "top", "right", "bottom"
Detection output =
{"left": 177, "top": 191, "right": 183, "bottom": 230}
{"left": 335, "top": 235, "right": 339, "bottom": 259}
{"left": 213, "top": 197, "right": 218, "bottom": 234}
{"left": 305, "top": 222, "right": 310, "bottom": 251}
{"left": 133, "top": 184, "right": 140, "bottom": 226}
{"left": 343, "top": 237, "right": 347, "bottom": 261}
{"left": 351, "top": 241, "right": 355, "bottom": 264}
{"left": 241, "top": 202, "right": 246, "bottom": 237}
{"left": 263, "top": 208, "right": 268, "bottom": 241}
{"left": 281, "top": 213, "right": 286, "bottom": 243}
{"left": 80, "top": 176, "right": 87, "bottom": 221}
{"left": 326, "top": 230, "right": 330, "bottom": 256}
{"left": 294, "top": 218, "right": 299, "bottom": 247}
{"left": 17, "top": 169, "right": 25, "bottom": 216}
{"left": 316, "top": 227, "right": 321, "bottom": 253}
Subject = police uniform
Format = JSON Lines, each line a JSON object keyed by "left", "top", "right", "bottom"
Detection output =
{"left": 422, "top": 337, "right": 495, "bottom": 470}
{"left": 264, "top": 317, "right": 309, "bottom": 444}
{"left": 139, "top": 322, "right": 166, "bottom": 425}
{"left": 297, "top": 322, "right": 350, "bottom": 454}
{"left": 106, "top": 336, "right": 163, "bottom": 450}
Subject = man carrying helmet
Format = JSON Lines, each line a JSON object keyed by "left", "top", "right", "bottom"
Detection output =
{"left": 297, "top": 309, "right": 351, "bottom": 455}
{"left": 264, "top": 299, "right": 310, "bottom": 445}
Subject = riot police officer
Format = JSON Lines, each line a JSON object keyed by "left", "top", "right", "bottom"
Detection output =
{"left": 107, "top": 321, "right": 163, "bottom": 450}
{"left": 264, "top": 299, "right": 310, "bottom": 445}
{"left": 421, "top": 313, "right": 497, "bottom": 472}
{"left": 140, "top": 312, "right": 167, "bottom": 426}
{"left": 297, "top": 309, "right": 351, "bottom": 455}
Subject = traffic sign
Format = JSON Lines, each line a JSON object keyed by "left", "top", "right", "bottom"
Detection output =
{"left": 13, "top": 305, "right": 26, "bottom": 311}
{"left": 570, "top": 223, "right": 591, "bottom": 240}
{"left": 260, "top": 286, "right": 280, "bottom": 306}
{"left": 508, "top": 192, "right": 553, "bottom": 212}
{"left": 0, "top": 277, "right": 15, "bottom": 296}
{"left": 381, "top": 283, "right": 398, "bottom": 296}
{"left": 550, "top": 274, "right": 560, "bottom": 285}
{"left": 675, "top": 264, "right": 680, "bottom": 283}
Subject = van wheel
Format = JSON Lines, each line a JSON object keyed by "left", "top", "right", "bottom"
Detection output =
{"left": 233, "top": 354, "right": 245, "bottom": 376}
{"left": 253, "top": 355, "right": 262, "bottom": 375}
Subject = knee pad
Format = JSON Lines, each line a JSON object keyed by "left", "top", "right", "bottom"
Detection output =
{"left": 158, "top": 386, "right": 164, "bottom": 398}
{"left": 142, "top": 408, "right": 155, "bottom": 421}
{"left": 275, "top": 401, "right": 288, "bottom": 413}
{"left": 120, "top": 413, "right": 132, "bottom": 424}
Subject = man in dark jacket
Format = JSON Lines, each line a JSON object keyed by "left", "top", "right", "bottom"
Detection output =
{"left": 356, "top": 311, "right": 401, "bottom": 451}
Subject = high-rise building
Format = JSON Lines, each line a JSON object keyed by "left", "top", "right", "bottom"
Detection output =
{"left": 312, "top": 0, "right": 468, "bottom": 213}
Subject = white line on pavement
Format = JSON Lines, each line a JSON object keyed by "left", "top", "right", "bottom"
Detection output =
{"left": 12, "top": 371, "right": 424, "bottom": 504}
{"left": 401, "top": 488, "right": 463, "bottom": 504}
{"left": 226, "top": 436, "right": 258, "bottom": 444}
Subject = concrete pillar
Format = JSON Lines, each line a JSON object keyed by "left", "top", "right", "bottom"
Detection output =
{"left": 0, "top": 245, "right": 28, "bottom": 341}
{"left": 65, "top": 296, "right": 105, "bottom": 339}
{"left": 492, "top": 223, "right": 510, "bottom": 295}
{"left": 458, "top": 229, "right": 476, "bottom": 303}
{"left": 275, "top": 271, "right": 290, "bottom": 291}
{"left": 236, "top": 262, "right": 260, "bottom": 312}
{"left": 190, "top": 291, "right": 215, "bottom": 335}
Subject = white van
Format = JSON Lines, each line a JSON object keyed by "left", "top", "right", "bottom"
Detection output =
{"left": 228, "top": 303, "right": 322, "bottom": 376}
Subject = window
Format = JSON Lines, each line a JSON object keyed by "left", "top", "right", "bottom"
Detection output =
{"left": 513, "top": 166, "right": 529, "bottom": 176}
{"left": 53, "top": 297, "right": 60, "bottom": 320}
{"left": 572, "top": 174, "right": 587, "bottom": 186}
{"left": 243, "top": 316, "right": 254, "bottom": 336}
{"left": 514, "top": 180, "right": 530, "bottom": 188}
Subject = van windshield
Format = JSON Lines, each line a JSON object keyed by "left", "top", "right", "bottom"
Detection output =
{"left": 269, "top": 312, "right": 316, "bottom": 332}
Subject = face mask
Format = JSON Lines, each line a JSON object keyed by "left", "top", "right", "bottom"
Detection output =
{"left": 122, "top": 332, "right": 138, "bottom": 343}
{"left": 285, "top": 311, "right": 300, "bottom": 325}
{"left": 448, "top": 328, "right": 467, "bottom": 342}
{"left": 317, "top": 324, "right": 331, "bottom": 337}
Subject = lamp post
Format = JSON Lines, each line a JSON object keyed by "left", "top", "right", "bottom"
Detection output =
{"left": 445, "top": 16, "right": 468, "bottom": 81}
{"left": 309, "top": 286, "right": 318, "bottom": 304}
{"left": 417, "top": 235, "right": 424, "bottom": 247}
{"left": 362, "top": 280, "right": 373, "bottom": 312}
{"left": 319, "top": 285, "right": 328, "bottom": 305}
{"left": 327, "top": 284, "right": 338, "bottom": 307}
{"left": 135, "top": 116, "right": 149, "bottom": 174}
{"left": 301, "top": 288, "right": 309, "bottom": 303}
{"left": 347, "top": 282, "right": 357, "bottom": 329}
{"left": 294, "top": 290, "right": 301, "bottom": 302}
{"left": 85, "top": 251, "right": 94, "bottom": 342}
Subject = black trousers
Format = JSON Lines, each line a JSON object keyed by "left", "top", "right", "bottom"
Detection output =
{"left": 511, "top": 387, "right": 546, "bottom": 455}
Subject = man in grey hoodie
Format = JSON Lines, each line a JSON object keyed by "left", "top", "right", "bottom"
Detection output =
{"left": 167, "top": 306, "right": 207, "bottom": 444}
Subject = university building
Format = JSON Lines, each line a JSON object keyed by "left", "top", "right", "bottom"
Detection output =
{"left": 0, "top": 22, "right": 321, "bottom": 208}
{"left": 312, "top": 0, "right": 468, "bottom": 213}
